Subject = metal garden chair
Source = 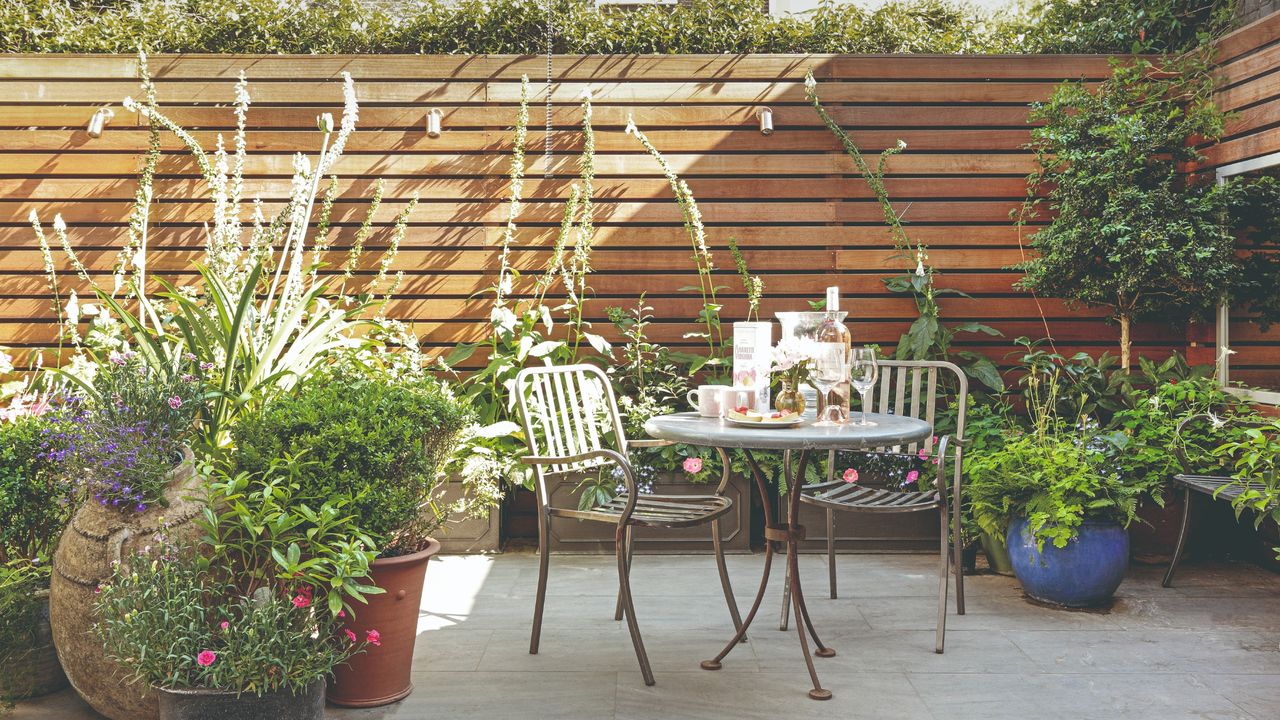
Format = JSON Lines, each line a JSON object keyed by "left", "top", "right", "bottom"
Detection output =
{"left": 780, "top": 359, "right": 967, "bottom": 653}
{"left": 514, "top": 363, "right": 744, "bottom": 686}
{"left": 1163, "top": 413, "right": 1279, "bottom": 588}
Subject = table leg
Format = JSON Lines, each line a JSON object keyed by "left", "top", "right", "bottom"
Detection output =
{"left": 701, "top": 449, "right": 775, "bottom": 669}
{"left": 783, "top": 451, "right": 834, "bottom": 700}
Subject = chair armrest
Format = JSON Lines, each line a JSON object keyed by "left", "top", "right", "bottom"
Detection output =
{"left": 627, "top": 438, "right": 674, "bottom": 449}
{"left": 520, "top": 448, "right": 640, "bottom": 522}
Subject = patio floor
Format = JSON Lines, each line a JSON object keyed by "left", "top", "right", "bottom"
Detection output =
{"left": 14, "top": 550, "right": 1280, "bottom": 719}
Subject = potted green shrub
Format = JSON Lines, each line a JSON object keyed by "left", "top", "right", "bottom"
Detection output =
{"left": 967, "top": 374, "right": 1141, "bottom": 607}
{"left": 230, "top": 371, "right": 469, "bottom": 707}
{"left": 0, "top": 407, "right": 73, "bottom": 706}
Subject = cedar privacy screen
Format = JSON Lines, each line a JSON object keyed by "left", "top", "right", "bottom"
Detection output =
{"left": 1, "top": 14, "right": 1277, "bottom": 387}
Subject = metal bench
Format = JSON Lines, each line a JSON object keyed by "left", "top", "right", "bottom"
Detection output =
{"left": 1163, "top": 413, "right": 1278, "bottom": 587}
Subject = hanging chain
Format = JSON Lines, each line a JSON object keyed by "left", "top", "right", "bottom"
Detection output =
{"left": 544, "top": 0, "right": 554, "bottom": 179}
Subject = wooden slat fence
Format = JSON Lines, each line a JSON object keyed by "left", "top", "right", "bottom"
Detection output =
{"left": 1208, "top": 12, "right": 1280, "bottom": 390}
{"left": 0, "top": 46, "right": 1276, "bottom": 381}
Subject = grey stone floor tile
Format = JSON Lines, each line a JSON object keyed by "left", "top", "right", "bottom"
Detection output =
{"left": 908, "top": 672, "right": 1254, "bottom": 720}
{"left": 747, "top": 627, "right": 1034, "bottom": 674}
{"left": 616, "top": 671, "right": 932, "bottom": 720}
{"left": 1006, "top": 629, "right": 1280, "bottom": 674}
{"left": 1195, "top": 673, "right": 1280, "bottom": 719}
{"left": 330, "top": 671, "right": 618, "bottom": 720}
{"left": 13, "top": 552, "right": 1280, "bottom": 719}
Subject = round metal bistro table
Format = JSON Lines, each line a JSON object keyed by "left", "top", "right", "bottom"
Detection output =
{"left": 643, "top": 412, "right": 933, "bottom": 701}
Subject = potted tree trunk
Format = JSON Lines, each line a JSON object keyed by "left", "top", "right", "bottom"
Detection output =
{"left": 229, "top": 369, "right": 470, "bottom": 707}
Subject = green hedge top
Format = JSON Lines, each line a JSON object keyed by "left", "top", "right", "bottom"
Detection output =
{"left": 2, "top": 0, "right": 1234, "bottom": 55}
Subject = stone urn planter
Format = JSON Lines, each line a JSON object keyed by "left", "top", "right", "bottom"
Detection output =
{"left": 50, "top": 446, "right": 204, "bottom": 720}
{"left": 327, "top": 539, "right": 441, "bottom": 707}
{"left": 157, "top": 679, "right": 325, "bottom": 720}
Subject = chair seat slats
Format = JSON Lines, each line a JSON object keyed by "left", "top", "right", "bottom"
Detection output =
{"left": 1174, "top": 474, "right": 1276, "bottom": 505}
{"left": 549, "top": 494, "right": 734, "bottom": 528}
{"left": 800, "top": 484, "right": 940, "bottom": 513}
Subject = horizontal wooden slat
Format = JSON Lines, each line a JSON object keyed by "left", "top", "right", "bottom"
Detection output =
{"left": 0, "top": 152, "right": 1039, "bottom": 176}
{"left": 0, "top": 104, "right": 1040, "bottom": 130}
{"left": 2, "top": 79, "right": 1075, "bottom": 105}
{"left": 0, "top": 54, "right": 1122, "bottom": 81}
{"left": 0, "top": 176, "right": 1036, "bottom": 201}
{"left": 0, "top": 128, "right": 1035, "bottom": 153}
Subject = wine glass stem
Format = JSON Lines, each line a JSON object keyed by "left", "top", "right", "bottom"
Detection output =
{"left": 860, "top": 390, "right": 869, "bottom": 425}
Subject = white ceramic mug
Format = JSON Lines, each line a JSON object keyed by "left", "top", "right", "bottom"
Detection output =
{"left": 687, "top": 384, "right": 729, "bottom": 417}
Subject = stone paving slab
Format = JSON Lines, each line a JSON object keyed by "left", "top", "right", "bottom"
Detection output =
{"left": 12, "top": 552, "right": 1280, "bottom": 719}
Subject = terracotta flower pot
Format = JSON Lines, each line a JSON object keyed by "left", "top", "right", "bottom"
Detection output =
{"left": 50, "top": 447, "right": 204, "bottom": 720}
{"left": 157, "top": 679, "right": 325, "bottom": 720}
{"left": 326, "top": 538, "right": 441, "bottom": 708}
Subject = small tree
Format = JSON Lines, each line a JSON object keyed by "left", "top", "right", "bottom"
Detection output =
{"left": 1016, "top": 56, "right": 1236, "bottom": 370}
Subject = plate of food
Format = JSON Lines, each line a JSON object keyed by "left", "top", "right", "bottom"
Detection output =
{"left": 723, "top": 408, "right": 805, "bottom": 428}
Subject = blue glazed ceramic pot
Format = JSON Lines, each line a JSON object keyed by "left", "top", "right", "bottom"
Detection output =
{"left": 1006, "top": 517, "right": 1129, "bottom": 607}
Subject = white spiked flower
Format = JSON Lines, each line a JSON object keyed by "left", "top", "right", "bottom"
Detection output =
{"left": 624, "top": 116, "right": 638, "bottom": 136}
{"left": 65, "top": 291, "right": 80, "bottom": 326}
{"left": 896, "top": 139, "right": 908, "bottom": 151}
{"left": 317, "top": 112, "right": 334, "bottom": 134}
{"left": 804, "top": 72, "right": 817, "bottom": 90}
{"left": 27, "top": 209, "right": 38, "bottom": 224}
{"left": 53, "top": 214, "right": 66, "bottom": 232}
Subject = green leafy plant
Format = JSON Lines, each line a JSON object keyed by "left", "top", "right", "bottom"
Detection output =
{"left": 231, "top": 372, "right": 470, "bottom": 555}
{"left": 1014, "top": 56, "right": 1248, "bottom": 370}
{"left": 199, "top": 456, "right": 383, "bottom": 617}
{"left": 4, "top": 0, "right": 1216, "bottom": 56}
{"left": 966, "top": 368, "right": 1140, "bottom": 549}
{"left": 95, "top": 545, "right": 370, "bottom": 696}
{"left": 807, "top": 72, "right": 1003, "bottom": 393}
{"left": 0, "top": 561, "right": 50, "bottom": 708}
{"left": 1208, "top": 419, "right": 1280, "bottom": 558}
{"left": 0, "top": 415, "right": 71, "bottom": 566}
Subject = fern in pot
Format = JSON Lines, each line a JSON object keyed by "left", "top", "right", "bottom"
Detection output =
{"left": 967, "top": 372, "right": 1141, "bottom": 607}
{"left": 230, "top": 369, "right": 470, "bottom": 707}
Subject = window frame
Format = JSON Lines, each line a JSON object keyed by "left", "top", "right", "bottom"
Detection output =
{"left": 1216, "top": 150, "right": 1280, "bottom": 406}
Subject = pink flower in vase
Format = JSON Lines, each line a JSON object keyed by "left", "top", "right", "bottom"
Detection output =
{"left": 682, "top": 457, "right": 703, "bottom": 474}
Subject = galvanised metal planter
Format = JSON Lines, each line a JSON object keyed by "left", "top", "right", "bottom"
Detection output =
{"left": 1007, "top": 517, "right": 1129, "bottom": 607}
{"left": 156, "top": 679, "right": 325, "bottom": 720}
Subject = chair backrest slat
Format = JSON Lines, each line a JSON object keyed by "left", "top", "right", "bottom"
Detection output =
{"left": 859, "top": 360, "right": 968, "bottom": 487}
{"left": 515, "top": 364, "right": 626, "bottom": 508}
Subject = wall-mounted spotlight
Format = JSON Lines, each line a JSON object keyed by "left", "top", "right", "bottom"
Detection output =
{"left": 87, "top": 107, "right": 114, "bottom": 138}
{"left": 426, "top": 108, "right": 444, "bottom": 138}
{"left": 757, "top": 107, "right": 774, "bottom": 136}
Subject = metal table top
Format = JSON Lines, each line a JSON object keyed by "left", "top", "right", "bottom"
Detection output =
{"left": 643, "top": 412, "right": 932, "bottom": 452}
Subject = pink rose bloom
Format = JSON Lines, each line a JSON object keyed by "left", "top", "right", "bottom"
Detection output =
{"left": 292, "top": 594, "right": 311, "bottom": 609}
{"left": 196, "top": 650, "right": 217, "bottom": 667}
{"left": 682, "top": 457, "right": 703, "bottom": 474}
{"left": 344, "top": 629, "right": 358, "bottom": 643}
{"left": 917, "top": 448, "right": 929, "bottom": 460}
{"left": 167, "top": 396, "right": 183, "bottom": 410}
{"left": 219, "top": 621, "right": 229, "bottom": 631}
{"left": 905, "top": 470, "right": 920, "bottom": 485}
{"left": 842, "top": 468, "right": 859, "bottom": 484}
{"left": 366, "top": 629, "right": 382, "bottom": 647}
